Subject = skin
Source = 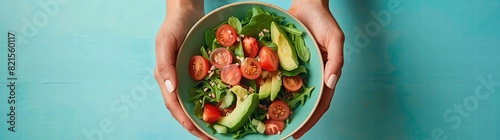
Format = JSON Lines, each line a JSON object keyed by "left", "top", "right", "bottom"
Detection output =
{"left": 154, "top": 0, "right": 344, "bottom": 139}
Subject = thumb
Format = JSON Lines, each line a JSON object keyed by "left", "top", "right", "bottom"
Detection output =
{"left": 155, "top": 29, "right": 179, "bottom": 94}
{"left": 323, "top": 31, "right": 344, "bottom": 89}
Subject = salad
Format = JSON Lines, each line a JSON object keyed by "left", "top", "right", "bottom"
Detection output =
{"left": 187, "top": 6, "right": 315, "bottom": 139}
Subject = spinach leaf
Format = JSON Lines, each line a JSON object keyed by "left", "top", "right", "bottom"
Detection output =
{"left": 241, "top": 8, "right": 253, "bottom": 25}
{"left": 200, "top": 46, "right": 210, "bottom": 60}
{"left": 228, "top": 16, "right": 242, "bottom": 34}
{"left": 234, "top": 40, "right": 244, "bottom": 58}
{"left": 211, "top": 38, "right": 222, "bottom": 51}
{"left": 240, "top": 14, "right": 275, "bottom": 37}
{"left": 285, "top": 86, "right": 315, "bottom": 109}
{"left": 205, "top": 30, "right": 216, "bottom": 50}
{"left": 280, "top": 65, "right": 308, "bottom": 78}
{"left": 257, "top": 40, "right": 277, "bottom": 51}
{"left": 251, "top": 6, "right": 265, "bottom": 16}
{"left": 193, "top": 101, "right": 203, "bottom": 119}
{"left": 294, "top": 34, "right": 311, "bottom": 62}
{"left": 257, "top": 32, "right": 277, "bottom": 50}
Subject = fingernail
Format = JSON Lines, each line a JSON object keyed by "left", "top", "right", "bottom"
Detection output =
{"left": 165, "top": 80, "right": 174, "bottom": 93}
{"left": 326, "top": 74, "right": 337, "bottom": 89}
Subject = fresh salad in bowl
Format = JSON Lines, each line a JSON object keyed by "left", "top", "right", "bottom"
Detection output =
{"left": 187, "top": 6, "right": 315, "bottom": 139}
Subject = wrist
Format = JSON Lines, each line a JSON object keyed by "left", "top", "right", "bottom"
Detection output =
{"left": 167, "top": 0, "right": 204, "bottom": 15}
{"left": 291, "top": 0, "right": 328, "bottom": 9}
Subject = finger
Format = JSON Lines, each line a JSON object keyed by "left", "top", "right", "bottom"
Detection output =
{"left": 155, "top": 68, "right": 210, "bottom": 140}
{"left": 292, "top": 87, "right": 335, "bottom": 139}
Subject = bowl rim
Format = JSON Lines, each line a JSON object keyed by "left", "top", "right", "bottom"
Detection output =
{"left": 176, "top": 1, "right": 325, "bottom": 139}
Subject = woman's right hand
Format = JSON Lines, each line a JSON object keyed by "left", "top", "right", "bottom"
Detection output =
{"left": 154, "top": 0, "right": 210, "bottom": 139}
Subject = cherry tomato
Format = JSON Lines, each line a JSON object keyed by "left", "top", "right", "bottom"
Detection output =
{"left": 242, "top": 37, "right": 259, "bottom": 57}
{"left": 221, "top": 64, "right": 241, "bottom": 85}
{"left": 202, "top": 104, "right": 221, "bottom": 124}
{"left": 268, "top": 100, "right": 290, "bottom": 121}
{"left": 210, "top": 48, "right": 233, "bottom": 69}
{"left": 216, "top": 24, "right": 237, "bottom": 47}
{"left": 282, "top": 76, "right": 303, "bottom": 92}
{"left": 240, "top": 57, "right": 262, "bottom": 80}
{"left": 258, "top": 46, "right": 279, "bottom": 71}
{"left": 264, "top": 120, "right": 285, "bottom": 135}
{"left": 189, "top": 55, "right": 210, "bottom": 81}
{"left": 283, "top": 76, "right": 302, "bottom": 92}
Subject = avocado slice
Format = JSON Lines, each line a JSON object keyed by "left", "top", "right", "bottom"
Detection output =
{"left": 217, "top": 86, "right": 259, "bottom": 132}
{"left": 270, "top": 73, "right": 282, "bottom": 101}
{"left": 258, "top": 77, "right": 273, "bottom": 100}
{"left": 270, "top": 22, "right": 299, "bottom": 71}
{"left": 229, "top": 85, "right": 248, "bottom": 98}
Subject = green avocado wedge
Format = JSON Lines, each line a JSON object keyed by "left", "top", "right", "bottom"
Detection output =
{"left": 217, "top": 86, "right": 259, "bottom": 132}
{"left": 270, "top": 73, "right": 282, "bottom": 101}
{"left": 270, "top": 21, "right": 299, "bottom": 71}
{"left": 258, "top": 77, "right": 273, "bottom": 100}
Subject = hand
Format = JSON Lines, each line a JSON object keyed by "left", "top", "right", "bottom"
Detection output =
{"left": 289, "top": 0, "right": 344, "bottom": 139}
{"left": 154, "top": 0, "right": 210, "bottom": 139}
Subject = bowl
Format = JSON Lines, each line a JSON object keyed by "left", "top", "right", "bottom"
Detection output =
{"left": 176, "top": 1, "right": 324, "bottom": 139}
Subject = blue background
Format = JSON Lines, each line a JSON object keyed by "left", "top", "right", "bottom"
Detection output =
{"left": 1, "top": 0, "right": 499, "bottom": 140}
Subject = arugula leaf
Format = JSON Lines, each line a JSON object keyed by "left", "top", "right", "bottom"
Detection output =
{"left": 234, "top": 40, "right": 244, "bottom": 58}
{"left": 280, "top": 25, "right": 303, "bottom": 35}
{"left": 280, "top": 65, "right": 308, "bottom": 78}
{"left": 285, "top": 86, "right": 315, "bottom": 109}
{"left": 205, "top": 30, "right": 216, "bottom": 51}
{"left": 232, "top": 117, "right": 258, "bottom": 139}
{"left": 240, "top": 14, "right": 275, "bottom": 37}
{"left": 228, "top": 16, "right": 242, "bottom": 34}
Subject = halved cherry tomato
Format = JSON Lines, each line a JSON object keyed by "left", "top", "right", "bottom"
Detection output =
{"left": 240, "top": 57, "right": 262, "bottom": 80}
{"left": 264, "top": 120, "right": 285, "bottom": 135}
{"left": 221, "top": 64, "right": 241, "bottom": 85}
{"left": 202, "top": 104, "right": 221, "bottom": 124}
{"left": 242, "top": 37, "right": 259, "bottom": 57}
{"left": 283, "top": 76, "right": 303, "bottom": 92}
{"left": 268, "top": 100, "right": 290, "bottom": 121}
{"left": 189, "top": 55, "right": 210, "bottom": 80}
{"left": 258, "top": 46, "right": 279, "bottom": 71}
{"left": 216, "top": 24, "right": 237, "bottom": 47}
{"left": 210, "top": 48, "right": 233, "bottom": 69}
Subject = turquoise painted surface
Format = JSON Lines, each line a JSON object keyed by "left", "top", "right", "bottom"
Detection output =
{"left": 0, "top": 0, "right": 499, "bottom": 140}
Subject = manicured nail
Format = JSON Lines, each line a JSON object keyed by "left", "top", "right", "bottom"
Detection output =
{"left": 326, "top": 74, "right": 337, "bottom": 89}
{"left": 165, "top": 80, "right": 174, "bottom": 93}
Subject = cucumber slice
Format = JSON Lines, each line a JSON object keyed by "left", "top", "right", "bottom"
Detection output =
{"left": 256, "top": 121, "right": 266, "bottom": 134}
{"left": 219, "top": 90, "right": 235, "bottom": 108}
{"left": 251, "top": 119, "right": 260, "bottom": 126}
{"left": 213, "top": 124, "right": 228, "bottom": 134}
{"left": 251, "top": 119, "right": 266, "bottom": 134}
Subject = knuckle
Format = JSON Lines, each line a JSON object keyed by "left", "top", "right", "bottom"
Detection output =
{"left": 156, "top": 64, "right": 170, "bottom": 75}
